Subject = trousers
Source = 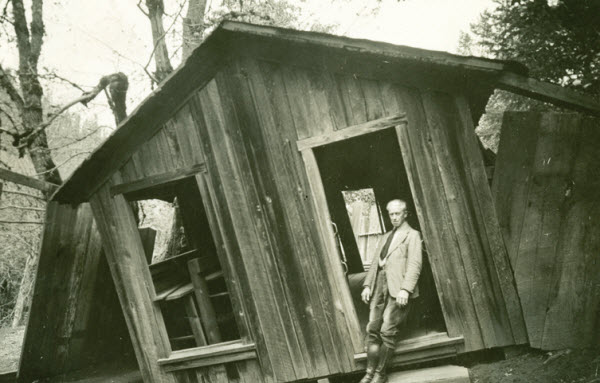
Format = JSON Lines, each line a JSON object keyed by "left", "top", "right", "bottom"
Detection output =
{"left": 366, "top": 268, "right": 411, "bottom": 349}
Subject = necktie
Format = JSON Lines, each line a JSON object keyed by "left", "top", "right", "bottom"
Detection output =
{"left": 379, "top": 227, "right": 398, "bottom": 261}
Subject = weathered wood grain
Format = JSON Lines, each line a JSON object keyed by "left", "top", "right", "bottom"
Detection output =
{"left": 110, "top": 163, "right": 205, "bottom": 197}
{"left": 188, "top": 259, "right": 222, "bottom": 344}
{"left": 195, "top": 79, "right": 299, "bottom": 382}
{"left": 230, "top": 57, "right": 349, "bottom": 375}
{"left": 388, "top": 85, "right": 484, "bottom": 351}
{"left": 296, "top": 113, "right": 407, "bottom": 151}
{"left": 493, "top": 112, "right": 600, "bottom": 350}
{"left": 89, "top": 180, "right": 176, "bottom": 383}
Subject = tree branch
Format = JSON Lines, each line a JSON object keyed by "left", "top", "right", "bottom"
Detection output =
{"left": 0, "top": 220, "right": 43, "bottom": 224}
{"left": 34, "top": 151, "right": 91, "bottom": 176}
{"left": 0, "top": 205, "right": 45, "bottom": 211}
{"left": 39, "top": 71, "right": 85, "bottom": 92}
{"left": 16, "top": 73, "right": 128, "bottom": 148}
{"left": 137, "top": 0, "right": 149, "bottom": 17}
{"left": 2, "top": 189, "right": 46, "bottom": 200}
{"left": 30, "top": 125, "right": 104, "bottom": 152}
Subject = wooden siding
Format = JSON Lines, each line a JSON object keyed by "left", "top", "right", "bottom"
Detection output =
{"left": 221, "top": 56, "right": 526, "bottom": 352}
{"left": 107, "top": 56, "right": 529, "bottom": 381}
{"left": 492, "top": 112, "right": 600, "bottom": 349}
{"left": 18, "top": 203, "right": 138, "bottom": 383}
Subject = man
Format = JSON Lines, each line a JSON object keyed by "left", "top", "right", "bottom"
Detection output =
{"left": 359, "top": 199, "right": 423, "bottom": 383}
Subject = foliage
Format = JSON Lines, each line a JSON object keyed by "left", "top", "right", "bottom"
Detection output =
{"left": 471, "top": 0, "right": 600, "bottom": 98}
{"left": 462, "top": 0, "right": 600, "bottom": 151}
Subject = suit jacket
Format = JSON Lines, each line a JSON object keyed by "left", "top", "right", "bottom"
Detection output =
{"left": 363, "top": 222, "right": 423, "bottom": 299}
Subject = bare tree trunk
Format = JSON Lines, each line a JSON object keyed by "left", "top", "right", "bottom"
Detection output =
{"left": 182, "top": 0, "right": 208, "bottom": 59}
{"left": 146, "top": 0, "right": 174, "bottom": 82}
{"left": 6, "top": 1, "right": 132, "bottom": 327}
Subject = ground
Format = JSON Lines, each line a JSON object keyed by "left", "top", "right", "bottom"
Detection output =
{"left": 468, "top": 347, "right": 600, "bottom": 383}
{"left": 0, "top": 326, "right": 24, "bottom": 374}
{"left": 334, "top": 347, "right": 600, "bottom": 383}
{"left": 1, "top": 328, "right": 599, "bottom": 382}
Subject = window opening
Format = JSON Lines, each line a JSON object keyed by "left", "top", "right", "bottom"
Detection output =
{"left": 126, "top": 176, "right": 240, "bottom": 351}
{"left": 313, "top": 129, "right": 446, "bottom": 341}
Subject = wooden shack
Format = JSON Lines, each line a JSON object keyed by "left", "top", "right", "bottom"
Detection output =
{"left": 16, "top": 21, "right": 600, "bottom": 383}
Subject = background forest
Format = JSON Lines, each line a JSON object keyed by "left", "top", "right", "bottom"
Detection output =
{"left": 0, "top": 0, "right": 598, "bottom": 334}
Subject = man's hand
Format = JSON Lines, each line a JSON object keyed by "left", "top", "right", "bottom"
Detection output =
{"left": 396, "top": 289, "right": 409, "bottom": 307}
{"left": 361, "top": 287, "right": 371, "bottom": 304}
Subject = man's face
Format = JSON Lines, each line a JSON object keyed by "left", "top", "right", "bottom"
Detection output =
{"left": 388, "top": 204, "right": 407, "bottom": 228}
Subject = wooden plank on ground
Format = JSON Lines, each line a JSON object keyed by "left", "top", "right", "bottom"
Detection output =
{"left": 387, "top": 365, "right": 470, "bottom": 383}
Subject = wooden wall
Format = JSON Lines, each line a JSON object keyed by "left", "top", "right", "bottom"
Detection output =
{"left": 492, "top": 112, "right": 600, "bottom": 350}
{"left": 19, "top": 203, "right": 138, "bottom": 383}
{"left": 95, "top": 55, "right": 529, "bottom": 382}
{"left": 218, "top": 55, "right": 526, "bottom": 351}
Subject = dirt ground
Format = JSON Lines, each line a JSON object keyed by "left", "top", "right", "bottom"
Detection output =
{"left": 0, "top": 326, "right": 24, "bottom": 374}
{"left": 468, "top": 347, "right": 600, "bottom": 383}
{"left": 1, "top": 327, "right": 599, "bottom": 383}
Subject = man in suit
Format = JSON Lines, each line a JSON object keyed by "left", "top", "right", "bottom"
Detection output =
{"left": 359, "top": 199, "right": 423, "bottom": 383}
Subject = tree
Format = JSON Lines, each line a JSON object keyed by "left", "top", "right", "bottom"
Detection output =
{"left": 471, "top": 0, "right": 600, "bottom": 98}
{"left": 0, "top": 0, "right": 132, "bottom": 327}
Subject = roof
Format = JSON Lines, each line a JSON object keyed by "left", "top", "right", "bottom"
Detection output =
{"left": 51, "top": 21, "right": 600, "bottom": 204}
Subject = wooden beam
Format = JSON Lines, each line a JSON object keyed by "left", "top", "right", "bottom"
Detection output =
{"left": 158, "top": 341, "right": 253, "bottom": 364}
{"left": 296, "top": 114, "right": 407, "bottom": 151}
{"left": 221, "top": 21, "right": 525, "bottom": 75}
{"left": 89, "top": 181, "right": 177, "bottom": 383}
{"left": 0, "top": 168, "right": 58, "bottom": 193}
{"left": 183, "top": 294, "right": 208, "bottom": 347}
{"left": 497, "top": 73, "right": 600, "bottom": 117}
{"left": 110, "top": 163, "right": 206, "bottom": 197}
{"left": 188, "top": 258, "right": 222, "bottom": 344}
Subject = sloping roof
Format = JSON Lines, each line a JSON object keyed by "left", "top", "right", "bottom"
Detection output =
{"left": 51, "top": 20, "right": 598, "bottom": 204}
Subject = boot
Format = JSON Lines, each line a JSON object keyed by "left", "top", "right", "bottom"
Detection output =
{"left": 358, "top": 343, "right": 380, "bottom": 383}
{"left": 370, "top": 345, "right": 393, "bottom": 383}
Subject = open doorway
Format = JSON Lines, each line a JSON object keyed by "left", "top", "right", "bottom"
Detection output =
{"left": 313, "top": 128, "right": 446, "bottom": 342}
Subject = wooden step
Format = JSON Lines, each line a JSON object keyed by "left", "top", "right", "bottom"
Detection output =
{"left": 388, "top": 365, "right": 470, "bottom": 383}
{"left": 355, "top": 332, "right": 465, "bottom": 368}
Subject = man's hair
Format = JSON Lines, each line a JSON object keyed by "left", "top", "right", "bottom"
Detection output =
{"left": 386, "top": 199, "right": 407, "bottom": 211}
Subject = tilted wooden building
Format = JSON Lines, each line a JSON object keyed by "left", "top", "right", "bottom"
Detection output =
{"left": 17, "top": 21, "right": 600, "bottom": 383}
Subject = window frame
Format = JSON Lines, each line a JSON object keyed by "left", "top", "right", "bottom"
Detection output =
{"left": 110, "top": 165, "right": 254, "bottom": 365}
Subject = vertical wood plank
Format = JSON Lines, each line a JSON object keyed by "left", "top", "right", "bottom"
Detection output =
{"left": 491, "top": 113, "right": 542, "bottom": 266}
{"left": 388, "top": 84, "right": 484, "bottom": 350}
{"left": 226, "top": 57, "right": 344, "bottom": 376}
{"left": 194, "top": 79, "right": 298, "bottom": 382}
{"left": 183, "top": 295, "right": 208, "bottom": 346}
{"left": 254, "top": 59, "right": 361, "bottom": 368}
{"left": 420, "top": 90, "right": 513, "bottom": 347}
{"left": 188, "top": 259, "right": 222, "bottom": 344}
{"left": 453, "top": 95, "right": 528, "bottom": 344}
{"left": 89, "top": 181, "right": 176, "bottom": 383}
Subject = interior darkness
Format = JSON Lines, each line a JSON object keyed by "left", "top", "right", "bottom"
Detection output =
{"left": 313, "top": 129, "right": 446, "bottom": 340}
{"left": 128, "top": 177, "right": 240, "bottom": 351}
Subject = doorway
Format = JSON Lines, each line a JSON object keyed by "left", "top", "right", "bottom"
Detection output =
{"left": 312, "top": 128, "right": 446, "bottom": 342}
